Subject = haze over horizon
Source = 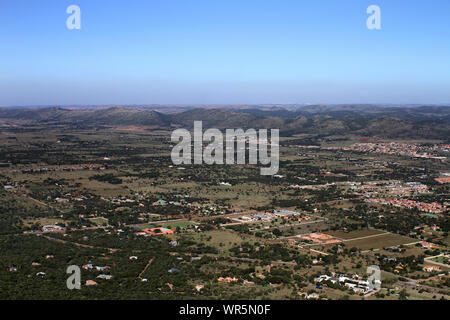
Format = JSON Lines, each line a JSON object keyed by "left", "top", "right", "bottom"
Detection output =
{"left": 1, "top": 0, "right": 450, "bottom": 106}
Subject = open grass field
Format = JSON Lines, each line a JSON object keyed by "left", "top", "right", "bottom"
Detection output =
{"left": 429, "top": 255, "right": 450, "bottom": 266}
{"left": 134, "top": 223, "right": 157, "bottom": 230}
{"left": 280, "top": 220, "right": 332, "bottom": 236}
{"left": 327, "top": 229, "right": 386, "bottom": 240}
{"left": 88, "top": 217, "right": 109, "bottom": 226}
{"left": 22, "top": 217, "right": 66, "bottom": 227}
{"left": 342, "top": 233, "right": 416, "bottom": 250}
{"left": 191, "top": 230, "right": 256, "bottom": 255}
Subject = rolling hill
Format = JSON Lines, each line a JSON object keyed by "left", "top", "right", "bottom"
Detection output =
{"left": 0, "top": 105, "right": 449, "bottom": 140}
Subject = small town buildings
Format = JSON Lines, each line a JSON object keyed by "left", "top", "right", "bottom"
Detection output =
{"left": 95, "top": 266, "right": 110, "bottom": 271}
{"left": 243, "top": 280, "right": 256, "bottom": 287}
{"left": 315, "top": 274, "right": 373, "bottom": 295}
{"left": 423, "top": 265, "right": 441, "bottom": 272}
{"left": 85, "top": 280, "right": 97, "bottom": 286}
{"left": 7, "top": 266, "right": 18, "bottom": 272}
{"left": 274, "top": 209, "right": 301, "bottom": 217}
{"left": 153, "top": 199, "right": 167, "bottom": 206}
{"left": 143, "top": 227, "right": 174, "bottom": 236}
{"left": 42, "top": 225, "right": 66, "bottom": 233}
{"left": 298, "top": 292, "right": 320, "bottom": 300}
{"left": 194, "top": 284, "right": 204, "bottom": 292}
{"left": 218, "top": 277, "right": 238, "bottom": 283}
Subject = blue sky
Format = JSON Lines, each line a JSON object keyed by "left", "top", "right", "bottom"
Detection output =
{"left": 0, "top": 0, "right": 449, "bottom": 106}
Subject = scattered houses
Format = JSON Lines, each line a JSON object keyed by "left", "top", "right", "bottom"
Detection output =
{"left": 143, "top": 227, "right": 174, "bottom": 236}
{"left": 314, "top": 274, "right": 376, "bottom": 295}
{"left": 423, "top": 265, "right": 441, "bottom": 273}
{"left": 42, "top": 225, "right": 66, "bottom": 233}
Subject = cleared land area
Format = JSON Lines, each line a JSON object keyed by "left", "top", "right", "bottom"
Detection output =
{"left": 327, "top": 229, "right": 386, "bottom": 240}
{"left": 342, "top": 233, "right": 416, "bottom": 250}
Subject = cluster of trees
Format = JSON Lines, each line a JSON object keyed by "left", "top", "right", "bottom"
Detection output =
{"left": 376, "top": 254, "right": 425, "bottom": 275}
{"left": 229, "top": 242, "right": 308, "bottom": 265}
{"left": 0, "top": 190, "right": 58, "bottom": 235}
{"left": 0, "top": 231, "right": 227, "bottom": 299}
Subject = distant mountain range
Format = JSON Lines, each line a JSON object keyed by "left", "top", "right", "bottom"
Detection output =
{"left": 0, "top": 105, "right": 449, "bottom": 140}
